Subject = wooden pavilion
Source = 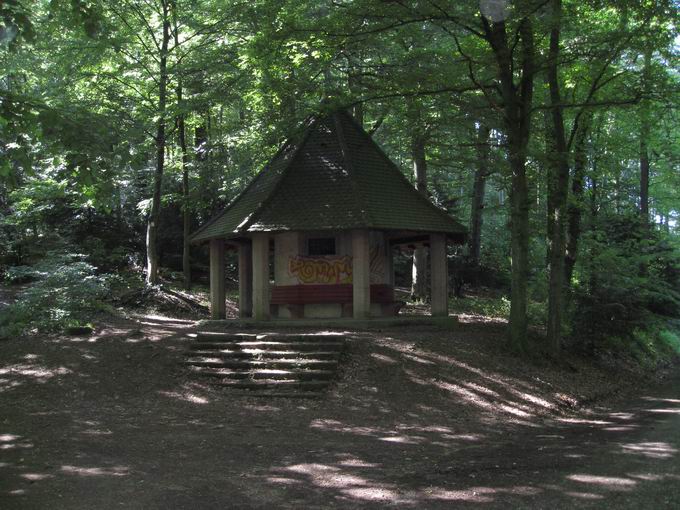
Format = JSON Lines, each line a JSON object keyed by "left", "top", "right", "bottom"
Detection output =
{"left": 191, "top": 110, "right": 467, "bottom": 321}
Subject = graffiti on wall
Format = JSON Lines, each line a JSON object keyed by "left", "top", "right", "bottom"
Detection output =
{"left": 288, "top": 255, "right": 353, "bottom": 284}
{"left": 288, "top": 245, "right": 386, "bottom": 285}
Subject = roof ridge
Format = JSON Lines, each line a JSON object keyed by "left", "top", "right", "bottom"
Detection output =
{"left": 240, "top": 116, "right": 319, "bottom": 232}
{"left": 333, "top": 112, "right": 373, "bottom": 228}
{"left": 339, "top": 110, "right": 467, "bottom": 234}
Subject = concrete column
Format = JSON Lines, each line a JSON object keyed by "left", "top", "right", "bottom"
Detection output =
{"left": 384, "top": 233, "right": 395, "bottom": 286}
{"left": 238, "top": 242, "right": 253, "bottom": 318}
{"left": 209, "top": 238, "right": 226, "bottom": 320}
{"left": 352, "top": 230, "right": 371, "bottom": 319}
{"left": 430, "top": 233, "right": 449, "bottom": 317}
{"left": 252, "top": 233, "right": 270, "bottom": 320}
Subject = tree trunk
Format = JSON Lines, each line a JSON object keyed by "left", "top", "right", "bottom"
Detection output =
{"left": 173, "top": 4, "right": 191, "bottom": 290}
{"left": 639, "top": 47, "right": 652, "bottom": 222}
{"left": 145, "top": 1, "right": 171, "bottom": 286}
{"left": 347, "top": 53, "right": 364, "bottom": 126}
{"left": 483, "top": 16, "right": 535, "bottom": 353}
{"left": 411, "top": 134, "right": 428, "bottom": 301}
{"left": 180, "top": 118, "right": 191, "bottom": 290}
{"left": 469, "top": 124, "right": 490, "bottom": 266}
{"left": 545, "top": 0, "right": 569, "bottom": 352}
{"left": 564, "top": 114, "right": 592, "bottom": 286}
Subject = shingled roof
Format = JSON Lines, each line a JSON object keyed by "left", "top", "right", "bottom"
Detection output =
{"left": 191, "top": 110, "right": 467, "bottom": 242}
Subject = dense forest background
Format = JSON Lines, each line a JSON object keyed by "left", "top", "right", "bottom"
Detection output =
{"left": 1, "top": 0, "right": 679, "bottom": 361}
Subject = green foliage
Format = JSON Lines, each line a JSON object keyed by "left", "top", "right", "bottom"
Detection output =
{"left": 0, "top": 0, "right": 678, "bottom": 365}
{"left": 0, "top": 253, "right": 112, "bottom": 338}
{"left": 659, "top": 327, "right": 680, "bottom": 356}
{"left": 450, "top": 295, "right": 511, "bottom": 319}
{"left": 608, "top": 324, "right": 680, "bottom": 369}
{"left": 3, "top": 265, "right": 43, "bottom": 283}
{"left": 572, "top": 213, "right": 680, "bottom": 355}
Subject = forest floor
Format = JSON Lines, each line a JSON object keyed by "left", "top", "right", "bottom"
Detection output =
{"left": 0, "top": 283, "right": 679, "bottom": 508}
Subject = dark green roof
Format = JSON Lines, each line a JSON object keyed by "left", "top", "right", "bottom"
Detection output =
{"left": 192, "top": 111, "right": 467, "bottom": 242}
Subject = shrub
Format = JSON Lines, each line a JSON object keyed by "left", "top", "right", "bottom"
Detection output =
{"left": 572, "top": 213, "right": 680, "bottom": 353}
{"left": 0, "top": 252, "right": 112, "bottom": 337}
{"left": 3, "top": 265, "right": 45, "bottom": 284}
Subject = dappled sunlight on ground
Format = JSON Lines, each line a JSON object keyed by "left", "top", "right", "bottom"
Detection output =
{"left": 620, "top": 442, "right": 677, "bottom": 459}
{"left": 0, "top": 312, "right": 679, "bottom": 507}
{"left": 159, "top": 383, "right": 211, "bottom": 405}
{"left": 0, "top": 357, "right": 73, "bottom": 394}
{"left": 60, "top": 465, "right": 130, "bottom": 477}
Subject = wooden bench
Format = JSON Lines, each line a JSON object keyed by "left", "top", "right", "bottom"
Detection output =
{"left": 270, "top": 284, "right": 404, "bottom": 318}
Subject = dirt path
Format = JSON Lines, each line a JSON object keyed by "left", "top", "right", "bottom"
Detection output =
{"left": 420, "top": 375, "right": 680, "bottom": 508}
{"left": 0, "top": 312, "right": 678, "bottom": 509}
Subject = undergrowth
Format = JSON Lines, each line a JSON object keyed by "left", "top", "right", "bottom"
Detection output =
{"left": 0, "top": 252, "right": 114, "bottom": 338}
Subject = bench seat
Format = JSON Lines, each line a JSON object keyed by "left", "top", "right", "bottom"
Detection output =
{"left": 270, "top": 284, "right": 404, "bottom": 317}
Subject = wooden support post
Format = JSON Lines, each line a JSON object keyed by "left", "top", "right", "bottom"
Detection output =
{"left": 430, "top": 233, "right": 448, "bottom": 317}
{"left": 352, "top": 230, "right": 371, "bottom": 319}
{"left": 384, "top": 233, "right": 395, "bottom": 287}
{"left": 252, "top": 233, "right": 270, "bottom": 320}
{"left": 238, "top": 242, "right": 253, "bottom": 318}
{"left": 209, "top": 238, "right": 226, "bottom": 320}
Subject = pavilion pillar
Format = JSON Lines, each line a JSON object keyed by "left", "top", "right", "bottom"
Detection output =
{"left": 430, "top": 233, "right": 449, "bottom": 317}
{"left": 384, "top": 233, "right": 395, "bottom": 287}
{"left": 252, "top": 233, "right": 270, "bottom": 320}
{"left": 209, "top": 238, "right": 226, "bottom": 320}
{"left": 238, "top": 242, "right": 253, "bottom": 318}
{"left": 352, "top": 230, "right": 371, "bottom": 319}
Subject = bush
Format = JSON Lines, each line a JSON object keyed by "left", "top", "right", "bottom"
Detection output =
{"left": 571, "top": 212, "right": 680, "bottom": 359}
{"left": 450, "top": 294, "right": 511, "bottom": 318}
{"left": 0, "top": 252, "right": 112, "bottom": 338}
{"left": 3, "top": 265, "right": 45, "bottom": 284}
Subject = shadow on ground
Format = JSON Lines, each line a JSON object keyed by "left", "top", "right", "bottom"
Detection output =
{"left": 0, "top": 312, "right": 678, "bottom": 509}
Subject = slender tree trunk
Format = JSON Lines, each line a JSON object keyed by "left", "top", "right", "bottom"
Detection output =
{"left": 639, "top": 47, "right": 652, "bottom": 222}
{"left": 564, "top": 114, "right": 591, "bottom": 285}
{"left": 172, "top": 3, "right": 191, "bottom": 290}
{"left": 640, "top": 140, "right": 649, "bottom": 219}
{"left": 411, "top": 134, "right": 428, "bottom": 301}
{"left": 347, "top": 53, "right": 364, "bottom": 126}
{"left": 544, "top": 0, "right": 570, "bottom": 352}
{"left": 179, "top": 117, "right": 191, "bottom": 290}
{"left": 145, "top": 1, "right": 171, "bottom": 285}
{"left": 352, "top": 101, "right": 364, "bottom": 127}
{"left": 469, "top": 124, "right": 490, "bottom": 266}
{"left": 195, "top": 122, "right": 207, "bottom": 161}
{"left": 590, "top": 175, "right": 599, "bottom": 218}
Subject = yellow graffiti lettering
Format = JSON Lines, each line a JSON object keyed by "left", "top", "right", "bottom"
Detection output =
{"left": 288, "top": 256, "right": 353, "bottom": 284}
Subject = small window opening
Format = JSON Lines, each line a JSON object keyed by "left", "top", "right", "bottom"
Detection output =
{"left": 308, "top": 237, "right": 336, "bottom": 256}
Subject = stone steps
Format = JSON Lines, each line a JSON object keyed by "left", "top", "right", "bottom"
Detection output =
{"left": 188, "top": 366, "right": 335, "bottom": 380}
{"left": 193, "top": 332, "right": 345, "bottom": 343}
{"left": 188, "top": 349, "right": 341, "bottom": 360}
{"left": 185, "top": 358, "right": 338, "bottom": 369}
{"left": 189, "top": 341, "right": 344, "bottom": 352}
{"left": 184, "top": 333, "right": 345, "bottom": 396}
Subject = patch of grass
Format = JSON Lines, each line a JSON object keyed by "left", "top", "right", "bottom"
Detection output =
{"left": 600, "top": 321, "right": 680, "bottom": 369}
{"left": 450, "top": 294, "right": 511, "bottom": 319}
{"left": 659, "top": 328, "right": 680, "bottom": 355}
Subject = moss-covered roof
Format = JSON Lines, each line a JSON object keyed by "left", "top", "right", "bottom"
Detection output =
{"left": 191, "top": 111, "right": 467, "bottom": 242}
